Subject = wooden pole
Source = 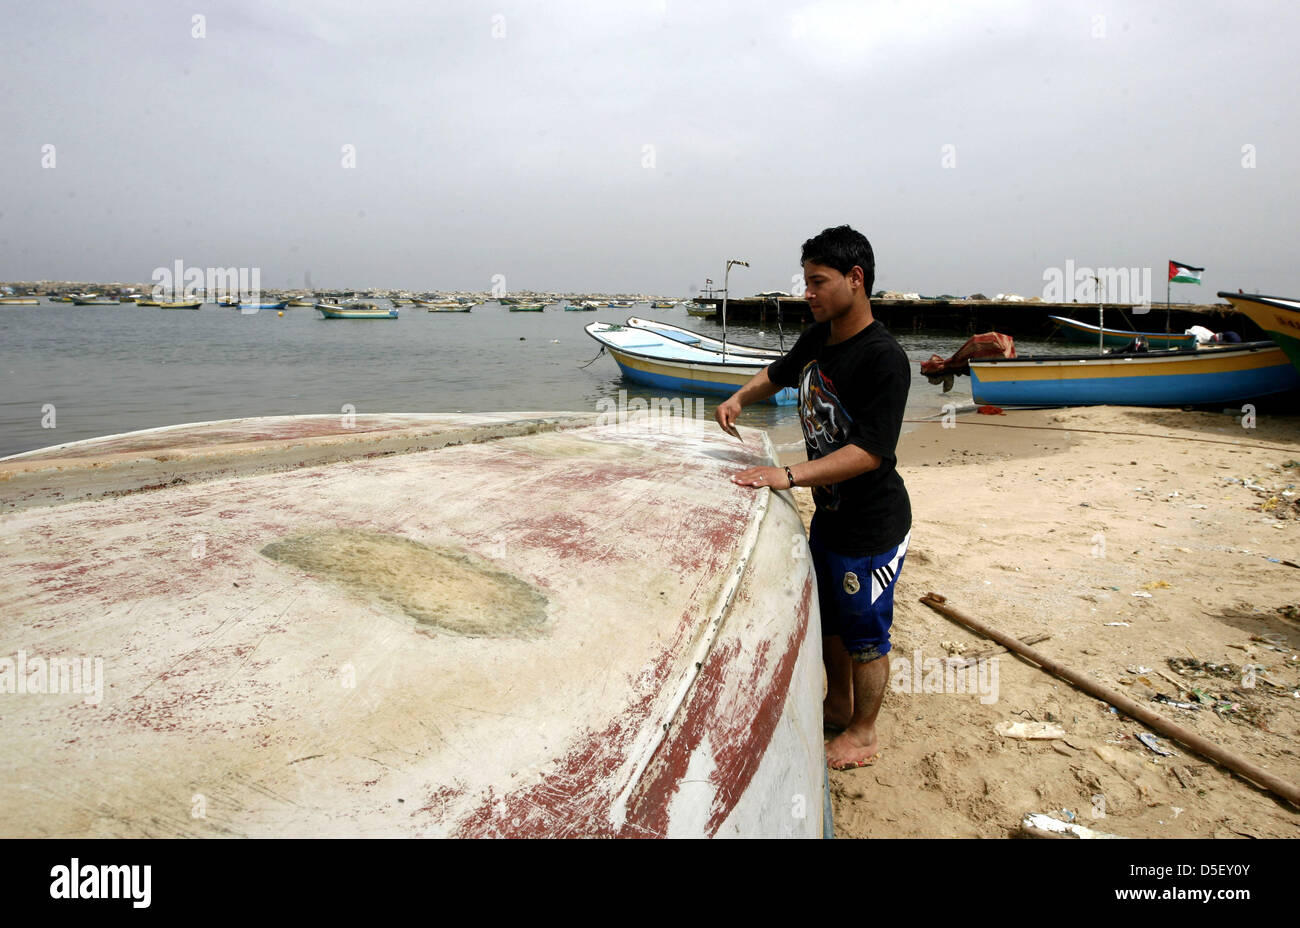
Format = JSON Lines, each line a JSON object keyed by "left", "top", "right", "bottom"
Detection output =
{"left": 1170, "top": 271, "right": 1180, "bottom": 332}
{"left": 918, "top": 592, "right": 1300, "bottom": 808}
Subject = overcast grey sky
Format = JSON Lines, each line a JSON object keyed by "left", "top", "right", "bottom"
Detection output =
{"left": 1, "top": 0, "right": 1295, "bottom": 297}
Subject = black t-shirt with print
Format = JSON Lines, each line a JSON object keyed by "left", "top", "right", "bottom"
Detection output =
{"left": 767, "top": 319, "right": 911, "bottom": 557}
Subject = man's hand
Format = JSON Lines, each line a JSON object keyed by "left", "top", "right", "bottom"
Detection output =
{"left": 731, "top": 465, "right": 788, "bottom": 490}
{"left": 715, "top": 396, "right": 743, "bottom": 441}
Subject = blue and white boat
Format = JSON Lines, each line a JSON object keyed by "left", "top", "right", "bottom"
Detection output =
{"left": 237, "top": 301, "right": 288, "bottom": 313}
{"left": 585, "top": 321, "right": 796, "bottom": 405}
{"left": 622, "top": 317, "right": 784, "bottom": 361}
{"left": 1048, "top": 315, "right": 1197, "bottom": 350}
{"left": 969, "top": 341, "right": 1299, "bottom": 407}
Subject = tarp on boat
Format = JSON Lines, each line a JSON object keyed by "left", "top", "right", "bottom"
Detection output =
{"left": 920, "top": 333, "right": 1017, "bottom": 391}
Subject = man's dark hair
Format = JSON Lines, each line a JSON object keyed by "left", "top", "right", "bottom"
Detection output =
{"left": 801, "top": 225, "right": 875, "bottom": 295}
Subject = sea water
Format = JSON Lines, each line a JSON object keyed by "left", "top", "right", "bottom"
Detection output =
{"left": 0, "top": 300, "right": 1065, "bottom": 459}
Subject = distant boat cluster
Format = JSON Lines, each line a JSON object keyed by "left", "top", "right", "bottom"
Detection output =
{"left": 0, "top": 290, "right": 690, "bottom": 317}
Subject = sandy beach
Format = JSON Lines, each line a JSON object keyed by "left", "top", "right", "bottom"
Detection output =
{"left": 781, "top": 405, "right": 1300, "bottom": 838}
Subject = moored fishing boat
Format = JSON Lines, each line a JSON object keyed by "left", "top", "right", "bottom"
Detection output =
{"left": 0, "top": 412, "right": 825, "bottom": 837}
{"left": 160, "top": 301, "right": 202, "bottom": 310}
{"left": 237, "top": 301, "right": 289, "bottom": 312}
{"left": 427, "top": 303, "right": 472, "bottom": 312}
{"left": 687, "top": 303, "right": 715, "bottom": 318}
{"left": 585, "top": 321, "right": 797, "bottom": 405}
{"left": 509, "top": 303, "right": 545, "bottom": 312}
{"left": 0, "top": 297, "right": 40, "bottom": 305}
{"left": 317, "top": 302, "right": 398, "bottom": 319}
{"left": 623, "top": 316, "right": 784, "bottom": 360}
{"left": 1048, "top": 315, "right": 1198, "bottom": 349}
{"left": 968, "top": 341, "right": 1299, "bottom": 407}
{"left": 72, "top": 297, "right": 120, "bottom": 305}
{"left": 565, "top": 300, "right": 598, "bottom": 311}
{"left": 1217, "top": 291, "right": 1300, "bottom": 373}
{"left": 288, "top": 297, "right": 316, "bottom": 307}
{"left": 136, "top": 299, "right": 161, "bottom": 307}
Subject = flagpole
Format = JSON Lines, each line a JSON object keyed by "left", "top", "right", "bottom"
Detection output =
{"left": 1170, "top": 269, "right": 1180, "bottom": 335}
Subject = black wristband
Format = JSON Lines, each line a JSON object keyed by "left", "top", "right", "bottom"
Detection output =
{"left": 784, "top": 466, "right": 796, "bottom": 489}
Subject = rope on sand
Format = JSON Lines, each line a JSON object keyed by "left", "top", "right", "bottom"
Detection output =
{"left": 902, "top": 417, "right": 1299, "bottom": 455}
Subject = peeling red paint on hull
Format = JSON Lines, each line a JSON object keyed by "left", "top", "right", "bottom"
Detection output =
{"left": 0, "top": 413, "right": 823, "bottom": 838}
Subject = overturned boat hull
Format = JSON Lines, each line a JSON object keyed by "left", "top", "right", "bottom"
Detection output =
{"left": 0, "top": 413, "right": 824, "bottom": 838}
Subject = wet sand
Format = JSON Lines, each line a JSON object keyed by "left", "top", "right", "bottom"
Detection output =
{"left": 782, "top": 405, "right": 1300, "bottom": 838}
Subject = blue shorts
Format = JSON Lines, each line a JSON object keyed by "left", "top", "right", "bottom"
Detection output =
{"left": 808, "top": 518, "right": 909, "bottom": 663}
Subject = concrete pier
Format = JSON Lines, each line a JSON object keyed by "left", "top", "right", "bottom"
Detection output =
{"left": 691, "top": 297, "right": 1259, "bottom": 339}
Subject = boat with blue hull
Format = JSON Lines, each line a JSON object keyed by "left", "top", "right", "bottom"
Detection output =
{"left": 1048, "top": 315, "right": 1197, "bottom": 349}
{"left": 622, "top": 316, "right": 785, "bottom": 361}
{"left": 585, "top": 321, "right": 797, "bottom": 405}
{"left": 969, "top": 341, "right": 1299, "bottom": 407}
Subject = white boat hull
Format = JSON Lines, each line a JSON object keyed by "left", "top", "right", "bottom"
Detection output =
{"left": 0, "top": 413, "right": 824, "bottom": 837}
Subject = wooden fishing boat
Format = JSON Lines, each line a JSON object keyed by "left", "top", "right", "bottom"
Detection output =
{"left": 565, "top": 301, "right": 598, "bottom": 311}
{"left": 119, "top": 295, "right": 142, "bottom": 303}
{"left": 650, "top": 300, "right": 676, "bottom": 309}
{"left": 317, "top": 302, "right": 398, "bottom": 319}
{"left": 687, "top": 303, "right": 715, "bottom": 318}
{"left": 72, "top": 297, "right": 120, "bottom": 305}
{"left": 609, "top": 300, "right": 635, "bottom": 308}
{"left": 0, "top": 412, "right": 825, "bottom": 838}
{"left": 288, "top": 298, "right": 316, "bottom": 307}
{"left": 969, "top": 341, "right": 1299, "bottom": 407}
{"left": 585, "top": 321, "right": 797, "bottom": 406}
{"left": 509, "top": 304, "right": 545, "bottom": 312}
{"left": 160, "top": 301, "right": 202, "bottom": 310}
{"left": 0, "top": 297, "right": 39, "bottom": 305}
{"left": 1218, "top": 292, "right": 1300, "bottom": 373}
{"left": 427, "top": 303, "right": 472, "bottom": 313}
{"left": 237, "top": 301, "right": 288, "bottom": 312}
{"left": 1048, "top": 315, "right": 1197, "bottom": 349}
{"left": 48, "top": 295, "right": 74, "bottom": 303}
{"left": 623, "top": 317, "right": 784, "bottom": 360}
{"left": 136, "top": 300, "right": 161, "bottom": 307}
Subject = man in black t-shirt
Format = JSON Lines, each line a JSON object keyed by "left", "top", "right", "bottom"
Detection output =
{"left": 718, "top": 225, "right": 911, "bottom": 771}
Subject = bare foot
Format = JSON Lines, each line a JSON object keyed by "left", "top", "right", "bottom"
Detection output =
{"left": 823, "top": 696, "right": 853, "bottom": 732}
{"left": 826, "top": 726, "right": 880, "bottom": 770}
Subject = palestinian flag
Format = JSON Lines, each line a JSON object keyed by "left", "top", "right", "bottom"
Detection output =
{"left": 1169, "top": 260, "right": 1204, "bottom": 284}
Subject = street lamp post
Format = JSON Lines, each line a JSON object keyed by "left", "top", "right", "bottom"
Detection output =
{"left": 721, "top": 258, "right": 749, "bottom": 362}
